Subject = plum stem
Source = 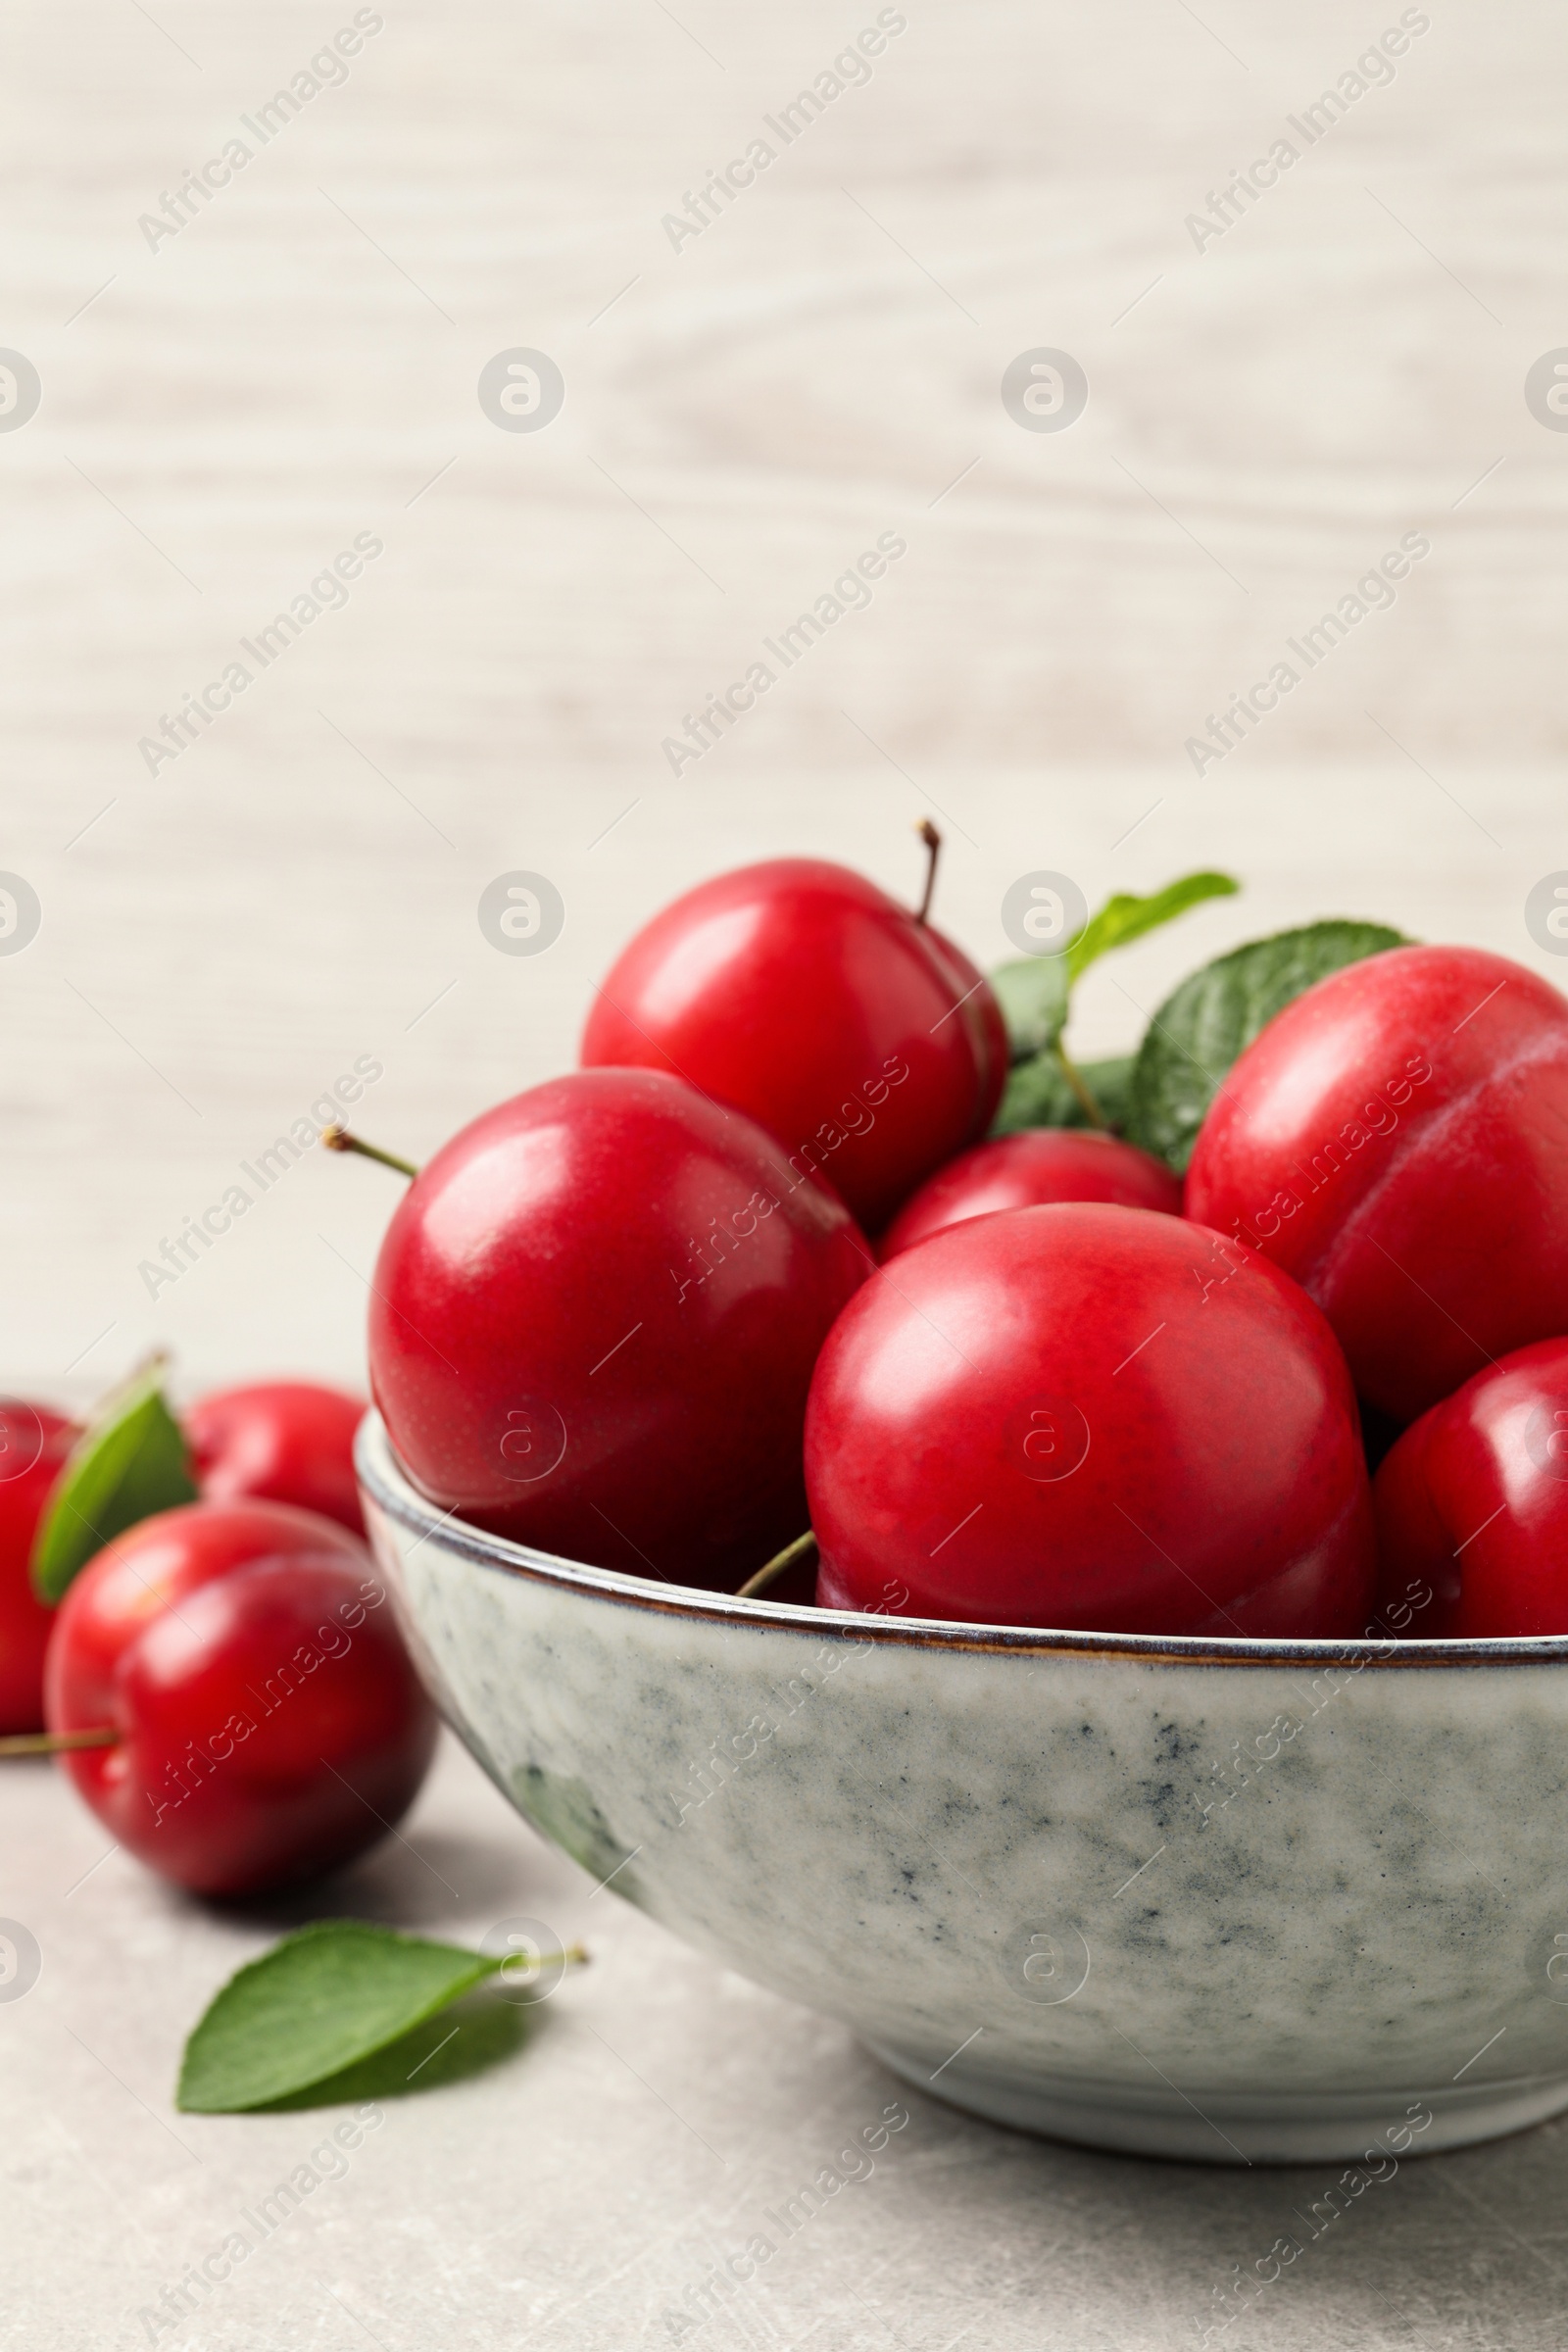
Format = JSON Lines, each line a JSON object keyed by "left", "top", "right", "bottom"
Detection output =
{"left": 736, "top": 1530, "right": 817, "bottom": 1599}
{"left": 1054, "top": 1043, "right": 1108, "bottom": 1129}
{"left": 914, "top": 819, "right": 942, "bottom": 925}
{"left": 321, "top": 1125, "right": 419, "bottom": 1180}
{"left": 0, "top": 1726, "right": 119, "bottom": 1757}
{"left": 491, "top": 1942, "right": 591, "bottom": 1979}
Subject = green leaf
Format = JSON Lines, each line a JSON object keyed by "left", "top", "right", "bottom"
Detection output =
{"left": 177, "top": 1921, "right": 506, "bottom": 2112}
{"left": 257, "top": 1987, "right": 533, "bottom": 2110}
{"left": 30, "top": 1358, "right": 198, "bottom": 1604}
{"left": 992, "top": 1052, "right": 1135, "bottom": 1137}
{"left": 1124, "top": 918, "right": 1407, "bottom": 1174}
{"left": 990, "top": 956, "right": 1071, "bottom": 1063}
{"left": 1066, "top": 870, "right": 1240, "bottom": 984}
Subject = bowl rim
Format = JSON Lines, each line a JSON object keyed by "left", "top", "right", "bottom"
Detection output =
{"left": 354, "top": 1411, "right": 1568, "bottom": 1672}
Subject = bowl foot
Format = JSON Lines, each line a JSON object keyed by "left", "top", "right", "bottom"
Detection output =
{"left": 862, "top": 2039, "right": 1568, "bottom": 2165}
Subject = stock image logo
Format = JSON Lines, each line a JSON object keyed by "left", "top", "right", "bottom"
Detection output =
{"left": 1543, "top": 1933, "right": 1568, "bottom": 2003}
{"left": 477, "top": 349, "right": 565, "bottom": 432}
{"left": 0, "top": 352, "right": 41, "bottom": 433}
{"left": 0, "top": 1400, "right": 45, "bottom": 1483}
{"left": 1001, "top": 349, "right": 1088, "bottom": 433}
{"left": 1000, "top": 870, "right": 1087, "bottom": 958}
{"left": 1014, "top": 1396, "right": 1091, "bottom": 1483}
{"left": 1525, "top": 350, "right": 1568, "bottom": 431}
{"left": 1525, "top": 1399, "right": 1568, "bottom": 1481}
{"left": 0, "top": 1920, "right": 41, "bottom": 2003}
{"left": 479, "top": 1916, "right": 575, "bottom": 2002}
{"left": 0, "top": 873, "right": 41, "bottom": 956}
{"left": 497, "top": 1398, "right": 567, "bottom": 1483}
{"left": 1525, "top": 871, "right": 1568, "bottom": 956}
{"left": 998, "top": 1918, "right": 1091, "bottom": 2005}
{"left": 478, "top": 871, "right": 565, "bottom": 956}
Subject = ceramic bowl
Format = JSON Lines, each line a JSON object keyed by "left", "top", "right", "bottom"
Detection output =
{"left": 357, "top": 1412, "right": 1568, "bottom": 2165}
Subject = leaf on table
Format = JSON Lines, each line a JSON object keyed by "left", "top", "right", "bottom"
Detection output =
{"left": 255, "top": 1983, "right": 532, "bottom": 2110}
{"left": 1124, "top": 918, "right": 1407, "bottom": 1174}
{"left": 30, "top": 1356, "right": 198, "bottom": 1604}
{"left": 177, "top": 1920, "right": 504, "bottom": 2113}
{"left": 1066, "top": 870, "right": 1240, "bottom": 984}
{"left": 991, "top": 1053, "right": 1135, "bottom": 1137}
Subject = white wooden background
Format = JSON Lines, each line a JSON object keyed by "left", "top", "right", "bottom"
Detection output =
{"left": 7, "top": 4, "right": 1568, "bottom": 2346}
{"left": 4, "top": 0, "right": 1566, "bottom": 1404}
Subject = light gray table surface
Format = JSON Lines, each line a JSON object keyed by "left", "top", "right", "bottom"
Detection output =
{"left": 6, "top": 0, "right": 1568, "bottom": 2341}
{"left": 15, "top": 1729, "right": 1568, "bottom": 2352}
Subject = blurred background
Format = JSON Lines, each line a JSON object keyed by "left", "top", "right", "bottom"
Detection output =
{"left": 5, "top": 0, "right": 1562, "bottom": 1399}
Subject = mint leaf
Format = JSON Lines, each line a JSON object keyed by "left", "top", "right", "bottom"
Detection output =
{"left": 991, "top": 956, "right": 1071, "bottom": 1063}
{"left": 1125, "top": 919, "right": 1406, "bottom": 1173}
{"left": 992, "top": 1053, "right": 1134, "bottom": 1137}
{"left": 179, "top": 1922, "right": 503, "bottom": 2112}
{"left": 31, "top": 1358, "right": 197, "bottom": 1604}
{"left": 1066, "top": 870, "right": 1239, "bottom": 983}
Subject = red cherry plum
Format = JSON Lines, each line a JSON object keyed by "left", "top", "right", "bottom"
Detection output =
{"left": 1186, "top": 946, "right": 1568, "bottom": 1423}
{"left": 580, "top": 858, "right": 1007, "bottom": 1231}
{"left": 878, "top": 1128, "right": 1181, "bottom": 1262}
{"left": 368, "top": 1069, "right": 868, "bottom": 1588}
{"left": 1374, "top": 1335, "right": 1568, "bottom": 1638}
{"left": 188, "top": 1380, "right": 367, "bottom": 1536}
{"left": 46, "top": 1499, "right": 437, "bottom": 1895}
{"left": 807, "top": 1202, "right": 1375, "bottom": 1637}
{"left": 0, "top": 1403, "right": 76, "bottom": 1734}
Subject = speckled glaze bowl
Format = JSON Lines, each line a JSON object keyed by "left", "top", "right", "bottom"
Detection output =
{"left": 358, "top": 1412, "right": 1568, "bottom": 2165}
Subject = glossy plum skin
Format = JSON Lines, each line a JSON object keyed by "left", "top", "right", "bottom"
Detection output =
{"left": 368, "top": 1068, "right": 869, "bottom": 1589}
{"left": 878, "top": 1129, "right": 1182, "bottom": 1262}
{"left": 1185, "top": 946, "right": 1568, "bottom": 1425}
{"left": 0, "top": 1404, "right": 77, "bottom": 1734}
{"left": 579, "top": 858, "right": 1008, "bottom": 1232}
{"left": 46, "top": 1500, "right": 437, "bottom": 1895}
{"left": 187, "top": 1381, "right": 367, "bottom": 1536}
{"left": 808, "top": 1202, "right": 1375, "bottom": 1637}
{"left": 1373, "top": 1336, "right": 1568, "bottom": 1638}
